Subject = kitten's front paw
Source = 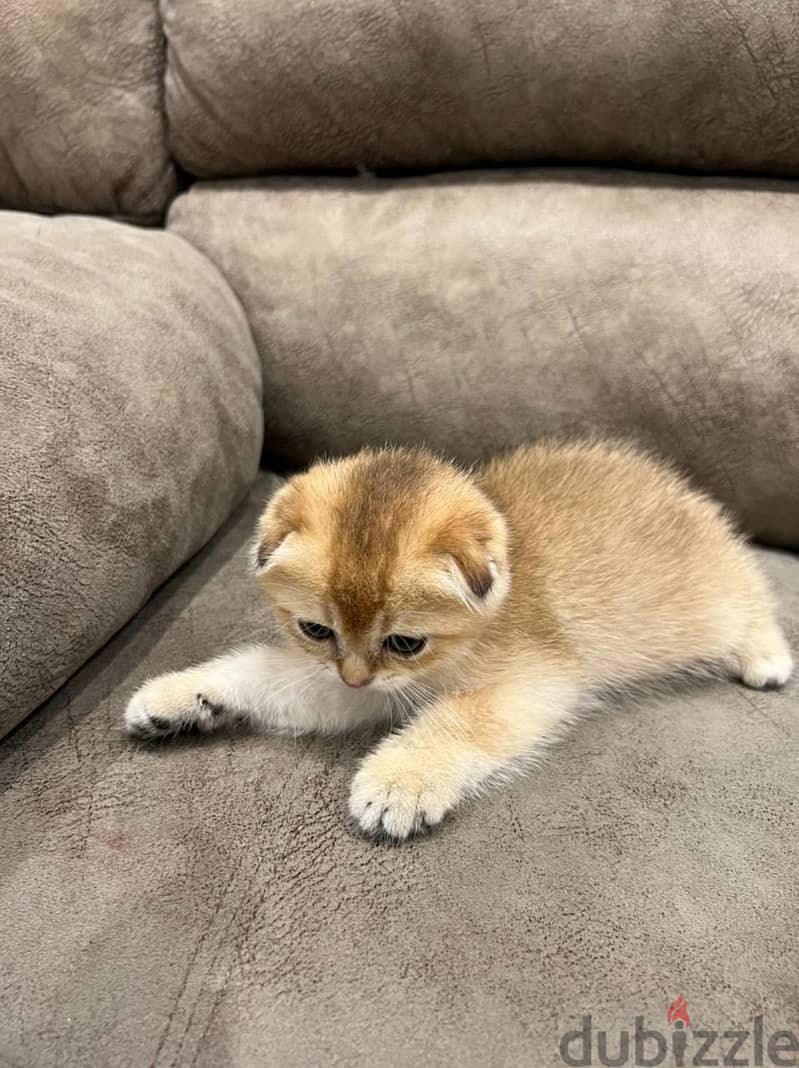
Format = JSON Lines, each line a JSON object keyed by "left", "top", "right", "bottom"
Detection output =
{"left": 124, "top": 672, "right": 225, "bottom": 739}
{"left": 349, "top": 745, "right": 460, "bottom": 841}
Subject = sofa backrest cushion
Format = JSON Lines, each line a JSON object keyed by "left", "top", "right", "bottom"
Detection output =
{"left": 165, "top": 0, "right": 799, "bottom": 179}
{"left": 0, "top": 0, "right": 176, "bottom": 221}
{"left": 169, "top": 170, "right": 799, "bottom": 550}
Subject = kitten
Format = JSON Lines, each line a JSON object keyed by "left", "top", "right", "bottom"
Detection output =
{"left": 125, "top": 441, "right": 793, "bottom": 840}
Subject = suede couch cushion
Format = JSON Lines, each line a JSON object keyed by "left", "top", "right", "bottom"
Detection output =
{"left": 1, "top": 472, "right": 796, "bottom": 1066}
{"left": 0, "top": 0, "right": 175, "bottom": 221}
{"left": 168, "top": 171, "right": 799, "bottom": 550}
{"left": 0, "top": 212, "right": 263, "bottom": 737}
{"left": 164, "top": 0, "right": 799, "bottom": 178}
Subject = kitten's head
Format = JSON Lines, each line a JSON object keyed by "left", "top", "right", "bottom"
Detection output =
{"left": 253, "top": 447, "right": 509, "bottom": 693}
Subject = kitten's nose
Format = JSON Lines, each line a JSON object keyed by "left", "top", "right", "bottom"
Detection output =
{"left": 340, "top": 658, "right": 372, "bottom": 688}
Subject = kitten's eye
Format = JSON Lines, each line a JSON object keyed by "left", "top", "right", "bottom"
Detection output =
{"left": 383, "top": 634, "right": 427, "bottom": 657}
{"left": 298, "top": 620, "right": 334, "bottom": 642}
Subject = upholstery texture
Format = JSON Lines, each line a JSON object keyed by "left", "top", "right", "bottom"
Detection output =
{"left": 0, "top": 0, "right": 175, "bottom": 221}
{"left": 1, "top": 472, "right": 796, "bottom": 1067}
{"left": 164, "top": 0, "right": 799, "bottom": 178}
{"left": 169, "top": 170, "right": 799, "bottom": 549}
{"left": 0, "top": 212, "right": 263, "bottom": 737}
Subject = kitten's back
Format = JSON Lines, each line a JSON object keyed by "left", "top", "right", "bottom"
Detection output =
{"left": 478, "top": 441, "right": 773, "bottom": 682}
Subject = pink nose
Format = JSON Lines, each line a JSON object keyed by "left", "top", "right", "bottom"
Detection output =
{"left": 340, "top": 658, "right": 373, "bottom": 688}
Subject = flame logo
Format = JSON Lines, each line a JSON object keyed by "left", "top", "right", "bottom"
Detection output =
{"left": 667, "top": 994, "right": 691, "bottom": 1027}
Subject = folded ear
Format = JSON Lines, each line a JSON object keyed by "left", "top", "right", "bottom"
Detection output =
{"left": 448, "top": 541, "right": 497, "bottom": 599}
{"left": 252, "top": 484, "right": 302, "bottom": 573}
{"left": 434, "top": 498, "right": 509, "bottom": 604}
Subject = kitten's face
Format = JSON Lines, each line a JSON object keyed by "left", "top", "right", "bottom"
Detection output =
{"left": 253, "top": 448, "right": 509, "bottom": 696}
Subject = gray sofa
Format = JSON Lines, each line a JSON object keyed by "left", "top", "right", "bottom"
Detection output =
{"left": 1, "top": 2, "right": 797, "bottom": 1065}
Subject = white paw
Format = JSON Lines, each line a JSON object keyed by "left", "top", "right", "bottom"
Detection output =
{"left": 124, "top": 671, "right": 225, "bottom": 739}
{"left": 349, "top": 744, "right": 460, "bottom": 841}
{"left": 740, "top": 650, "right": 794, "bottom": 691}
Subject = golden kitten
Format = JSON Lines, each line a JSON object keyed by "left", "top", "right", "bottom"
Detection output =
{"left": 125, "top": 441, "right": 792, "bottom": 840}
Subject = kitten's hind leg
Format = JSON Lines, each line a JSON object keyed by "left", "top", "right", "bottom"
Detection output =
{"left": 349, "top": 672, "right": 579, "bottom": 841}
{"left": 735, "top": 620, "right": 793, "bottom": 691}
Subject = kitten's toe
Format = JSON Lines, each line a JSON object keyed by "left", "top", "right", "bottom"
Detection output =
{"left": 349, "top": 753, "right": 456, "bottom": 841}
{"left": 124, "top": 676, "right": 224, "bottom": 739}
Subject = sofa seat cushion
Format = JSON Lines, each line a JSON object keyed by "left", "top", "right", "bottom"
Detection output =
{"left": 0, "top": 472, "right": 796, "bottom": 1065}
{"left": 0, "top": 212, "right": 263, "bottom": 736}
{"left": 168, "top": 170, "right": 799, "bottom": 549}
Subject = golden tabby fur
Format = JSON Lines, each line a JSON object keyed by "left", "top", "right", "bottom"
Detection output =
{"left": 126, "top": 441, "right": 792, "bottom": 839}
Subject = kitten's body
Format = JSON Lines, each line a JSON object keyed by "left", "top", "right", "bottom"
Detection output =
{"left": 126, "top": 441, "right": 792, "bottom": 839}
